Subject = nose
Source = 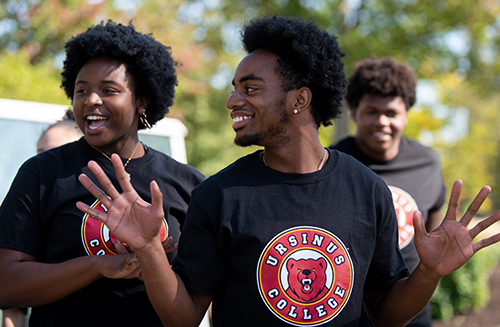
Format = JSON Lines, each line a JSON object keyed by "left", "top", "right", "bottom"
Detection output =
{"left": 302, "top": 269, "right": 311, "bottom": 276}
{"left": 376, "top": 113, "right": 390, "bottom": 126}
{"left": 84, "top": 92, "right": 103, "bottom": 107}
{"left": 226, "top": 90, "right": 244, "bottom": 110}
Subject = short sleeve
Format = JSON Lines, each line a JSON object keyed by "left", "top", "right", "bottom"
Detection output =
{"left": 0, "top": 161, "right": 44, "bottom": 258}
{"left": 173, "top": 195, "right": 225, "bottom": 295}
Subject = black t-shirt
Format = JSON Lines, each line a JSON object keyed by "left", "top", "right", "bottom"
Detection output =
{"left": 0, "top": 137, "right": 205, "bottom": 326}
{"left": 174, "top": 149, "right": 409, "bottom": 327}
{"left": 332, "top": 136, "right": 445, "bottom": 273}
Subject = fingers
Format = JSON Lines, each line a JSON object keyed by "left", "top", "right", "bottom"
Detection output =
{"left": 473, "top": 232, "right": 500, "bottom": 253}
{"left": 150, "top": 180, "right": 164, "bottom": 217}
{"left": 469, "top": 209, "right": 500, "bottom": 240}
{"left": 123, "top": 255, "right": 141, "bottom": 279}
{"left": 83, "top": 160, "right": 121, "bottom": 201}
{"left": 162, "top": 236, "right": 179, "bottom": 254}
{"left": 76, "top": 201, "right": 109, "bottom": 224}
{"left": 78, "top": 171, "right": 113, "bottom": 209}
{"left": 413, "top": 210, "right": 429, "bottom": 242}
{"left": 460, "top": 185, "right": 492, "bottom": 227}
{"left": 114, "top": 240, "right": 130, "bottom": 254}
{"left": 443, "top": 180, "right": 462, "bottom": 221}
{"left": 111, "top": 154, "right": 135, "bottom": 193}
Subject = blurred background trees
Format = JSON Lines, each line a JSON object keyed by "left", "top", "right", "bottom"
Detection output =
{"left": 2, "top": 0, "right": 500, "bottom": 210}
{"left": 2, "top": 0, "right": 500, "bottom": 320}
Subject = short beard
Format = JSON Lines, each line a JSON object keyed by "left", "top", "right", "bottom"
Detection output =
{"left": 234, "top": 98, "right": 290, "bottom": 147}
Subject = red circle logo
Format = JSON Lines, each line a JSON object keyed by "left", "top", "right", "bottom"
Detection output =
{"left": 389, "top": 186, "right": 418, "bottom": 249}
{"left": 257, "top": 226, "right": 353, "bottom": 326}
{"left": 81, "top": 198, "right": 168, "bottom": 255}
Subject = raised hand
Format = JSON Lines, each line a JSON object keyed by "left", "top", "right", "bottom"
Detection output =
{"left": 414, "top": 179, "right": 500, "bottom": 278}
{"left": 76, "top": 154, "right": 165, "bottom": 251}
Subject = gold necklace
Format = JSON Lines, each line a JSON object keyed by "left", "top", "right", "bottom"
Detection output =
{"left": 90, "top": 142, "right": 141, "bottom": 181}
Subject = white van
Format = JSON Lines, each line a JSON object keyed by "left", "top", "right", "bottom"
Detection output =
{"left": 0, "top": 97, "right": 189, "bottom": 201}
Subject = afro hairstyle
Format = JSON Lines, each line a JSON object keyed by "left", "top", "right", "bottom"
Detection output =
{"left": 241, "top": 15, "right": 347, "bottom": 128}
{"left": 345, "top": 56, "right": 417, "bottom": 111}
{"left": 61, "top": 20, "right": 177, "bottom": 129}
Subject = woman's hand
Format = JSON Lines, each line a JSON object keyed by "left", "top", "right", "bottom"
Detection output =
{"left": 96, "top": 252, "right": 141, "bottom": 279}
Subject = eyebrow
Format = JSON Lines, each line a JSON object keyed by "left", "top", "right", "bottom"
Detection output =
{"left": 231, "top": 73, "right": 265, "bottom": 86}
{"left": 75, "top": 79, "right": 121, "bottom": 85}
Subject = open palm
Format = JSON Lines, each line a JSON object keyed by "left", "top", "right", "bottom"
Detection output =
{"left": 414, "top": 180, "right": 500, "bottom": 278}
{"left": 76, "top": 154, "right": 165, "bottom": 251}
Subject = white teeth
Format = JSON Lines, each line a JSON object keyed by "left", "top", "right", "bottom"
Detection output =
{"left": 87, "top": 115, "right": 107, "bottom": 121}
{"left": 233, "top": 116, "right": 251, "bottom": 123}
{"left": 373, "top": 132, "right": 388, "bottom": 137}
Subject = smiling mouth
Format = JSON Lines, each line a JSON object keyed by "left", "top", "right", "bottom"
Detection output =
{"left": 372, "top": 131, "right": 392, "bottom": 140}
{"left": 233, "top": 116, "right": 251, "bottom": 123}
{"left": 87, "top": 115, "right": 108, "bottom": 130}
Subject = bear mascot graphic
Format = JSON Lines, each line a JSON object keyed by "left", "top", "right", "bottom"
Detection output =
{"left": 285, "top": 257, "right": 330, "bottom": 302}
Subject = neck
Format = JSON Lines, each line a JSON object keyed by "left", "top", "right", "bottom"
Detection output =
{"left": 354, "top": 137, "right": 400, "bottom": 161}
{"left": 262, "top": 139, "right": 328, "bottom": 174}
{"left": 87, "top": 137, "right": 145, "bottom": 160}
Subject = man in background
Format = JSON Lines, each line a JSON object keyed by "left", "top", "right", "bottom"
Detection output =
{"left": 332, "top": 56, "right": 446, "bottom": 326}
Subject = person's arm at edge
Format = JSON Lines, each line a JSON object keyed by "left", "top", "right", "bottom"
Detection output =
{"left": 0, "top": 247, "right": 139, "bottom": 308}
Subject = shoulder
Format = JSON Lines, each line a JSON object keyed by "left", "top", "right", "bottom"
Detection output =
{"left": 191, "top": 151, "right": 259, "bottom": 194}
{"left": 20, "top": 140, "right": 81, "bottom": 172}
{"left": 146, "top": 147, "right": 205, "bottom": 184}
{"left": 400, "top": 136, "right": 441, "bottom": 163}
{"left": 330, "top": 136, "right": 356, "bottom": 153}
{"left": 331, "top": 149, "right": 389, "bottom": 190}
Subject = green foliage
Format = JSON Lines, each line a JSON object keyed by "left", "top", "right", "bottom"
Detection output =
{"left": 0, "top": 51, "right": 68, "bottom": 104}
{"left": 431, "top": 243, "right": 500, "bottom": 320}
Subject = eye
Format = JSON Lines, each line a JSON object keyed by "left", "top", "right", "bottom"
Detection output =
{"left": 103, "top": 88, "right": 118, "bottom": 94}
{"left": 75, "top": 88, "right": 87, "bottom": 95}
{"left": 246, "top": 86, "right": 257, "bottom": 93}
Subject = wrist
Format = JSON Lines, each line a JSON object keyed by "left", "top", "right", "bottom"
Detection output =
{"left": 414, "top": 261, "right": 443, "bottom": 284}
{"left": 134, "top": 235, "right": 164, "bottom": 257}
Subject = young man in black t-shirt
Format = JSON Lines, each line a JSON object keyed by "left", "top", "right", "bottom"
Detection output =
{"left": 332, "top": 57, "right": 446, "bottom": 326}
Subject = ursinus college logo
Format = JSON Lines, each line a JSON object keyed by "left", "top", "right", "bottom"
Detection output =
{"left": 257, "top": 226, "right": 354, "bottom": 326}
{"left": 81, "top": 198, "right": 168, "bottom": 255}
{"left": 389, "top": 186, "right": 418, "bottom": 249}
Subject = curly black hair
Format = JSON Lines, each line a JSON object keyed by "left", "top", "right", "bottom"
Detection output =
{"left": 61, "top": 21, "right": 177, "bottom": 129}
{"left": 345, "top": 56, "right": 417, "bottom": 111}
{"left": 241, "top": 15, "right": 347, "bottom": 127}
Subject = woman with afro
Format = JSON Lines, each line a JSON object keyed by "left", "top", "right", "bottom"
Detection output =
{"left": 0, "top": 21, "right": 204, "bottom": 326}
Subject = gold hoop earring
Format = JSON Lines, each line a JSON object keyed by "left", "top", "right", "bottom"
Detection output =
{"left": 140, "top": 113, "right": 152, "bottom": 129}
